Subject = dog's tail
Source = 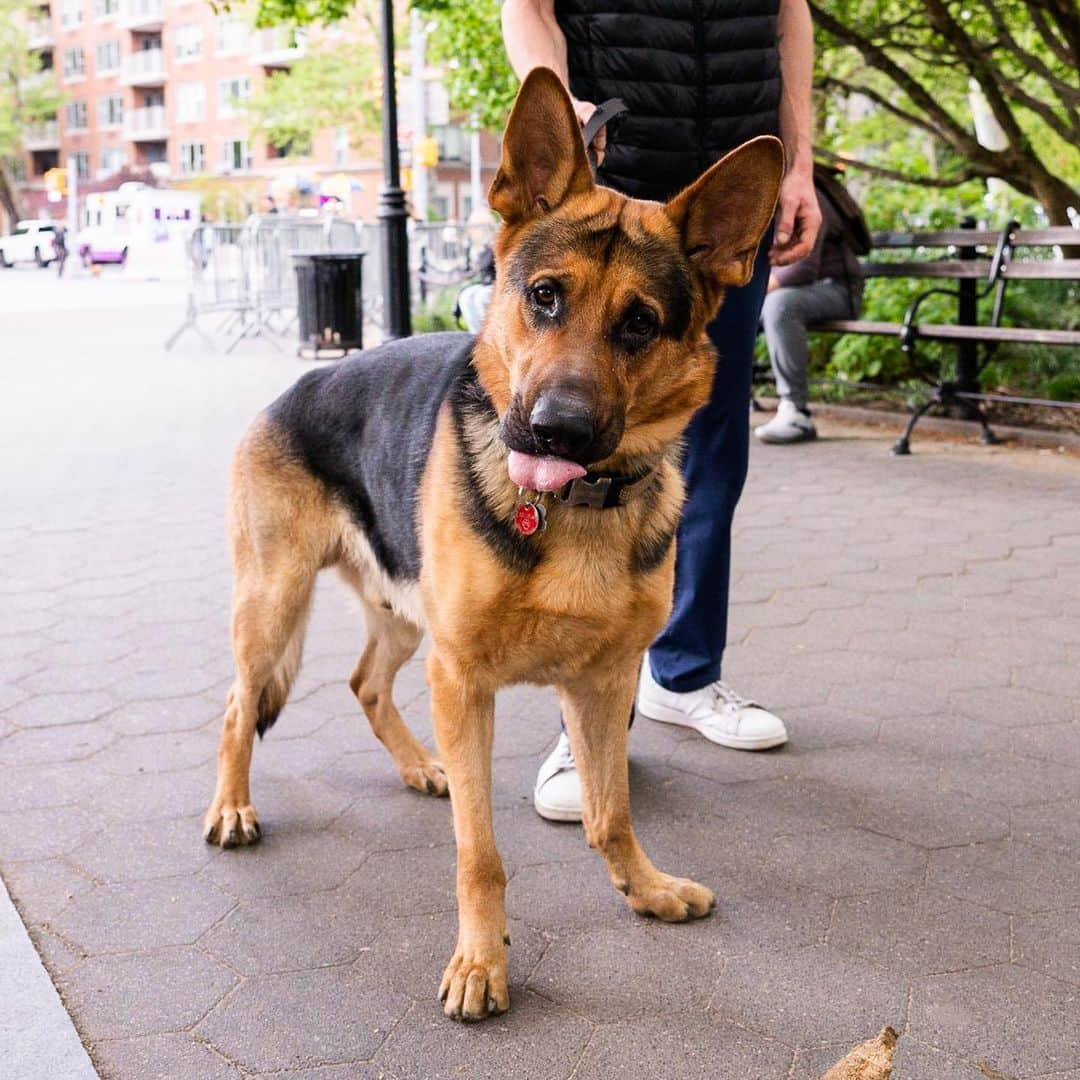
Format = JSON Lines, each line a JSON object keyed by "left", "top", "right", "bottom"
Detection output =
{"left": 255, "top": 601, "right": 311, "bottom": 738}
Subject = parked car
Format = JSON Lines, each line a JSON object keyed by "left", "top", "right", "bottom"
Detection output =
{"left": 76, "top": 227, "right": 129, "bottom": 267}
{"left": 0, "top": 220, "right": 58, "bottom": 267}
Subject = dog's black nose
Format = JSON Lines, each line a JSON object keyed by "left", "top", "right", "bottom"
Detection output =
{"left": 530, "top": 392, "right": 595, "bottom": 458}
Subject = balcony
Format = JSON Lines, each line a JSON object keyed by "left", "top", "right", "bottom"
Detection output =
{"left": 24, "top": 119, "right": 60, "bottom": 150}
{"left": 118, "top": 0, "right": 163, "bottom": 30}
{"left": 124, "top": 104, "right": 167, "bottom": 140}
{"left": 121, "top": 47, "right": 165, "bottom": 85}
{"left": 250, "top": 26, "right": 306, "bottom": 67}
{"left": 27, "top": 17, "right": 54, "bottom": 48}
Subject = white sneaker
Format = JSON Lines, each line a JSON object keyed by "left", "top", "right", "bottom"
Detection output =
{"left": 637, "top": 663, "right": 788, "bottom": 750}
{"left": 754, "top": 399, "right": 817, "bottom": 444}
{"left": 533, "top": 732, "right": 582, "bottom": 822}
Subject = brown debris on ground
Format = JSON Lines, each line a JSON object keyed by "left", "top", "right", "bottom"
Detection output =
{"left": 822, "top": 1026, "right": 899, "bottom": 1079}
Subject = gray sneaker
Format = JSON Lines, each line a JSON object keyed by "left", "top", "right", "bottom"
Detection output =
{"left": 754, "top": 399, "right": 817, "bottom": 444}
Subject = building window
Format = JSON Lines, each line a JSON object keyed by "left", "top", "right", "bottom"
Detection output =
{"left": 178, "top": 141, "right": 205, "bottom": 175}
{"left": 61, "top": 0, "right": 82, "bottom": 28}
{"left": 97, "top": 94, "right": 124, "bottom": 127}
{"left": 433, "top": 125, "right": 468, "bottom": 164}
{"left": 220, "top": 138, "right": 252, "bottom": 172}
{"left": 176, "top": 82, "right": 205, "bottom": 122}
{"left": 173, "top": 23, "right": 202, "bottom": 60}
{"left": 217, "top": 76, "right": 251, "bottom": 118}
{"left": 62, "top": 46, "right": 86, "bottom": 79}
{"left": 72, "top": 151, "right": 90, "bottom": 180}
{"left": 333, "top": 126, "right": 348, "bottom": 166}
{"left": 214, "top": 15, "right": 250, "bottom": 56}
{"left": 95, "top": 39, "right": 121, "bottom": 74}
{"left": 95, "top": 0, "right": 119, "bottom": 17}
{"left": 101, "top": 147, "right": 125, "bottom": 175}
{"left": 64, "top": 100, "right": 88, "bottom": 130}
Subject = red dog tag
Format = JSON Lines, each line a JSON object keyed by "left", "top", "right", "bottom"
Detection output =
{"left": 514, "top": 501, "right": 546, "bottom": 536}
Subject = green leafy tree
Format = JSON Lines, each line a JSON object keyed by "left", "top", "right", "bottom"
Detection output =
{"left": 411, "top": 0, "right": 517, "bottom": 132}
{"left": 810, "top": 0, "right": 1079, "bottom": 225}
{"left": 244, "top": 40, "right": 382, "bottom": 155}
{"left": 0, "top": 0, "right": 60, "bottom": 223}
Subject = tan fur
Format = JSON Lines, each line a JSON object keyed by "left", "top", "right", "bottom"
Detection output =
{"left": 205, "top": 67, "right": 784, "bottom": 1020}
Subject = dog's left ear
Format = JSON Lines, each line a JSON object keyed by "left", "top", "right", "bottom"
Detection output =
{"left": 665, "top": 136, "right": 785, "bottom": 287}
{"left": 488, "top": 67, "right": 593, "bottom": 225}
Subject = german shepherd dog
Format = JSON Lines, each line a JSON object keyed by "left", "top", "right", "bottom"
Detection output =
{"left": 205, "top": 68, "right": 783, "bottom": 1022}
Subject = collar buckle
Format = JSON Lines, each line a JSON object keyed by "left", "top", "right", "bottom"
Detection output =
{"left": 556, "top": 475, "right": 613, "bottom": 508}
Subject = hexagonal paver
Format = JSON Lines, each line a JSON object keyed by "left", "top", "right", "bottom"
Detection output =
{"left": 53, "top": 876, "right": 234, "bottom": 954}
{"left": 336, "top": 846, "right": 458, "bottom": 919}
{"left": 1011, "top": 800, "right": 1080, "bottom": 857}
{"left": 760, "top": 827, "right": 926, "bottom": 897}
{"left": 576, "top": 1017, "right": 792, "bottom": 1080}
{"left": 0, "top": 802, "right": 96, "bottom": 861}
{"left": 711, "top": 944, "right": 905, "bottom": 1048}
{"left": 528, "top": 922, "right": 721, "bottom": 1021}
{"left": 908, "top": 963, "right": 1080, "bottom": 1076}
{"left": 195, "top": 963, "right": 409, "bottom": 1073}
{"left": 1013, "top": 910, "right": 1080, "bottom": 987}
{"left": 936, "top": 752, "right": 1080, "bottom": 808}
{"left": 201, "top": 889, "right": 382, "bottom": 975}
{"left": 91, "top": 1033, "right": 242, "bottom": 1080}
{"left": 70, "top": 815, "right": 217, "bottom": 883}
{"left": 204, "top": 830, "right": 367, "bottom": 900}
{"left": 828, "top": 887, "right": 1010, "bottom": 975}
{"left": 0, "top": 721, "right": 117, "bottom": 766}
{"left": 1, "top": 856, "right": 94, "bottom": 923}
{"left": 58, "top": 946, "right": 237, "bottom": 1040}
{"left": 929, "top": 839, "right": 1080, "bottom": 914}
{"left": 330, "top": 788, "right": 454, "bottom": 854}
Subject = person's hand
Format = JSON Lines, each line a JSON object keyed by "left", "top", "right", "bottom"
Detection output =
{"left": 770, "top": 164, "right": 820, "bottom": 265}
{"left": 571, "top": 97, "right": 606, "bottom": 165}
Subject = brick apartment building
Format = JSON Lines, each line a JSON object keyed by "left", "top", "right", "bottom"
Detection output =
{"left": 12, "top": 0, "right": 498, "bottom": 226}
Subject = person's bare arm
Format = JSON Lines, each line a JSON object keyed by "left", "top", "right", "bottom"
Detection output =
{"left": 501, "top": 0, "right": 606, "bottom": 162}
{"left": 770, "top": 0, "right": 821, "bottom": 265}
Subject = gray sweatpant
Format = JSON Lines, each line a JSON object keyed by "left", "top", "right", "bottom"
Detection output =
{"left": 761, "top": 279, "right": 860, "bottom": 411}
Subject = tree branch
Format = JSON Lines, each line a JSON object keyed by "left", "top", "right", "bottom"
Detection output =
{"left": 984, "top": 0, "right": 1080, "bottom": 113}
{"left": 816, "top": 148, "right": 981, "bottom": 189}
{"left": 997, "top": 74, "right": 1079, "bottom": 143}
{"left": 808, "top": 2, "right": 987, "bottom": 157}
{"left": 818, "top": 76, "right": 955, "bottom": 145}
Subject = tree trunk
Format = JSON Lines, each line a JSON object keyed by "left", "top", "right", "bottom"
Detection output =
{"left": 0, "top": 163, "right": 24, "bottom": 228}
{"left": 1029, "top": 169, "right": 1079, "bottom": 228}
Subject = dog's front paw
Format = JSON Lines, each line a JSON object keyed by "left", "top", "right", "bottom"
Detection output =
{"left": 625, "top": 872, "right": 715, "bottom": 922}
{"left": 438, "top": 942, "right": 510, "bottom": 1022}
{"left": 400, "top": 758, "right": 449, "bottom": 798}
{"left": 203, "top": 798, "right": 261, "bottom": 849}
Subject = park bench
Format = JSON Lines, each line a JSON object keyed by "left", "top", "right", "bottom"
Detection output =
{"left": 810, "top": 220, "right": 1080, "bottom": 453}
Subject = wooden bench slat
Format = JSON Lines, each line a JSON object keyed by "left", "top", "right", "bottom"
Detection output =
{"left": 815, "top": 320, "right": 902, "bottom": 335}
{"left": 1011, "top": 228, "right": 1080, "bottom": 246}
{"left": 814, "top": 321, "right": 1080, "bottom": 347}
{"left": 916, "top": 324, "right": 1080, "bottom": 346}
{"left": 869, "top": 230, "right": 1000, "bottom": 247}
{"left": 863, "top": 261, "right": 991, "bottom": 279}
{"left": 1000, "top": 259, "right": 1080, "bottom": 280}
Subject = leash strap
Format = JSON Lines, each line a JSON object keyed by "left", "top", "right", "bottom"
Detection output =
{"left": 581, "top": 98, "right": 629, "bottom": 173}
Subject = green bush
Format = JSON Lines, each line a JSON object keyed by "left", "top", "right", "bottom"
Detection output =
{"left": 412, "top": 287, "right": 462, "bottom": 334}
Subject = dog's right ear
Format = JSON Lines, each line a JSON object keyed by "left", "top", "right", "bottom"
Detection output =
{"left": 488, "top": 67, "right": 593, "bottom": 225}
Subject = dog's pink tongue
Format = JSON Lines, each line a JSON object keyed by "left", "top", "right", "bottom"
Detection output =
{"left": 508, "top": 450, "right": 587, "bottom": 492}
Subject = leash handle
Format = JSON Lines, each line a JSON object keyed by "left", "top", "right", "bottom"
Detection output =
{"left": 581, "top": 98, "right": 629, "bottom": 174}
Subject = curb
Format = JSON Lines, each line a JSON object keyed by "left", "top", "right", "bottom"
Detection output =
{"left": 0, "top": 876, "right": 98, "bottom": 1080}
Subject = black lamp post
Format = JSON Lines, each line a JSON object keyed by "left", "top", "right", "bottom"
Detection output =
{"left": 377, "top": 0, "right": 411, "bottom": 339}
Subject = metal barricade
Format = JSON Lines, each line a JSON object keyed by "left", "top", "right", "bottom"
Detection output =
{"left": 165, "top": 214, "right": 362, "bottom": 352}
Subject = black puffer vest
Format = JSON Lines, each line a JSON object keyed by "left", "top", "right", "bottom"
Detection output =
{"left": 555, "top": 0, "right": 781, "bottom": 202}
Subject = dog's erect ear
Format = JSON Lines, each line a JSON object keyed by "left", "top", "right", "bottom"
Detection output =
{"left": 665, "top": 136, "right": 785, "bottom": 287}
{"left": 488, "top": 67, "right": 593, "bottom": 225}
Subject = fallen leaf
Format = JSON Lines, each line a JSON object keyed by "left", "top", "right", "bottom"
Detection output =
{"left": 822, "top": 1026, "right": 899, "bottom": 1079}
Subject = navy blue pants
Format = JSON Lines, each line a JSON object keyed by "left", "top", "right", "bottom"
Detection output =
{"left": 648, "top": 239, "right": 772, "bottom": 693}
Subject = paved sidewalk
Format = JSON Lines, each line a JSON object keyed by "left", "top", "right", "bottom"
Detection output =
{"left": 1, "top": 279, "right": 1079, "bottom": 1079}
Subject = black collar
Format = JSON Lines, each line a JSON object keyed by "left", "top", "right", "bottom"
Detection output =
{"left": 554, "top": 466, "right": 658, "bottom": 509}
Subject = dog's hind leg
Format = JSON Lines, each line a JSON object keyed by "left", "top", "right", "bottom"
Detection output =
{"left": 349, "top": 598, "right": 448, "bottom": 797}
{"left": 205, "top": 427, "right": 324, "bottom": 848}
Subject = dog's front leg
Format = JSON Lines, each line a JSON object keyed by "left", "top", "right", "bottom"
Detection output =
{"left": 561, "top": 657, "right": 715, "bottom": 922}
{"left": 429, "top": 650, "right": 509, "bottom": 1021}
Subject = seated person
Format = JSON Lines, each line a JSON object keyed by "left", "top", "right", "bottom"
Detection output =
{"left": 755, "top": 177, "right": 864, "bottom": 444}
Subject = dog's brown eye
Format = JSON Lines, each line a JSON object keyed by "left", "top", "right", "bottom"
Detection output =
{"left": 625, "top": 308, "right": 658, "bottom": 339}
{"left": 531, "top": 282, "right": 558, "bottom": 309}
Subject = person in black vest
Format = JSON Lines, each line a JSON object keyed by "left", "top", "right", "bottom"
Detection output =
{"left": 502, "top": 0, "right": 821, "bottom": 822}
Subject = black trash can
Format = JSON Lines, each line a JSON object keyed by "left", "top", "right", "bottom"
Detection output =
{"left": 293, "top": 251, "right": 365, "bottom": 358}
